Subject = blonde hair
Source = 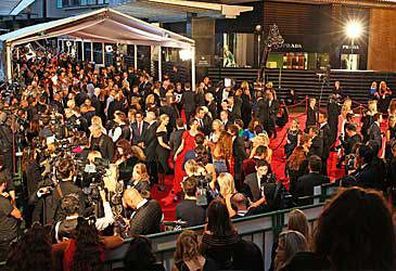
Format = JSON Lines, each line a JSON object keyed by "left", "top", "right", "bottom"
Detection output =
{"left": 133, "top": 163, "right": 149, "bottom": 181}
{"left": 184, "top": 159, "right": 198, "bottom": 176}
{"left": 368, "top": 100, "right": 378, "bottom": 112}
{"left": 91, "top": 116, "right": 103, "bottom": 127}
{"left": 159, "top": 114, "right": 169, "bottom": 124}
{"left": 217, "top": 172, "right": 235, "bottom": 196}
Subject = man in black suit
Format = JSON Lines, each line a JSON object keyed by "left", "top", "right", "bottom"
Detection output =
{"left": 176, "top": 177, "right": 205, "bottom": 227}
{"left": 124, "top": 188, "right": 163, "bottom": 235}
{"left": 265, "top": 91, "right": 280, "bottom": 138}
{"left": 308, "top": 126, "right": 323, "bottom": 158}
{"left": 368, "top": 113, "right": 382, "bottom": 150}
{"left": 220, "top": 110, "right": 230, "bottom": 128}
{"left": 181, "top": 83, "right": 196, "bottom": 121}
{"left": 205, "top": 92, "right": 218, "bottom": 119}
{"left": 143, "top": 111, "right": 159, "bottom": 184}
{"left": 341, "top": 124, "right": 362, "bottom": 156}
{"left": 229, "top": 193, "right": 258, "bottom": 218}
{"left": 318, "top": 111, "right": 332, "bottom": 175}
{"left": 295, "top": 155, "right": 330, "bottom": 205}
{"left": 244, "top": 160, "right": 273, "bottom": 203}
{"left": 195, "top": 106, "right": 211, "bottom": 136}
{"left": 353, "top": 144, "right": 379, "bottom": 189}
{"left": 227, "top": 96, "right": 242, "bottom": 121}
{"left": 229, "top": 124, "right": 247, "bottom": 189}
{"left": 131, "top": 111, "right": 149, "bottom": 145}
{"left": 169, "top": 118, "right": 186, "bottom": 154}
{"left": 255, "top": 93, "right": 267, "bottom": 132}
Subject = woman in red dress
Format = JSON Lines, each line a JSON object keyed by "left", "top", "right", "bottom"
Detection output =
{"left": 162, "top": 118, "right": 201, "bottom": 206}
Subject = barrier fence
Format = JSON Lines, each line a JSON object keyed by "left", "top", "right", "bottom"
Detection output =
{"left": 103, "top": 201, "right": 327, "bottom": 271}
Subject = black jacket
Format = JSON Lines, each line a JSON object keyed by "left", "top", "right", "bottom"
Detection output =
{"left": 176, "top": 199, "right": 206, "bottom": 227}
{"left": 296, "top": 172, "right": 330, "bottom": 205}
{"left": 320, "top": 123, "right": 332, "bottom": 159}
{"left": 131, "top": 121, "right": 149, "bottom": 144}
{"left": 128, "top": 199, "right": 163, "bottom": 235}
{"left": 308, "top": 135, "right": 323, "bottom": 158}
{"left": 143, "top": 121, "right": 159, "bottom": 161}
{"left": 368, "top": 122, "right": 382, "bottom": 149}
{"left": 341, "top": 133, "right": 362, "bottom": 155}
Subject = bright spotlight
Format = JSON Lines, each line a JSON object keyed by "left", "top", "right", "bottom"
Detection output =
{"left": 179, "top": 49, "right": 192, "bottom": 61}
{"left": 345, "top": 20, "right": 363, "bottom": 39}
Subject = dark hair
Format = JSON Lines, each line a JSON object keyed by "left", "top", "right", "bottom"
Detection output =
{"left": 195, "top": 145, "right": 210, "bottom": 165}
{"left": 124, "top": 235, "right": 159, "bottom": 270}
{"left": 182, "top": 176, "right": 198, "bottom": 197}
{"left": 176, "top": 118, "right": 184, "bottom": 128}
{"left": 234, "top": 119, "right": 244, "bottom": 128}
{"left": 319, "top": 111, "right": 327, "bottom": 119}
{"left": 256, "top": 159, "right": 271, "bottom": 171}
{"left": 345, "top": 123, "right": 357, "bottom": 132}
{"left": 373, "top": 112, "right": 382, "bottom": 121}
{"left": 308, "top": 155, "right": 322, "bottom": 172}
{"left": 357, "top": 144, "right": 374, "bottom": 164}
{"left": 366, "top": 140, "right": 380, "bottom": 156}
{"left": 72, "top": 217, "right": 103, "bottom": 271}
{"left": 313, "top": 187, "right": 395, "bottom": 270}
{"left": 194, "top": 134, "right": 205, "bottom": 145}
{"left": 57, "top": 158, "right": 75, "bottom": 179}
{"left": 228, "top": 124, "right": 239, "bottom": 136}
{"left": 206, "top": 198, "right": 235, "bottom": 236}
{"left": 255, "top": 145, "right": 268, "bottom": 157}
{"left": 113, "top": 139, "right": 134, "bottom": 162}
{"left": 230, "top": 193, "right": 248, "bottom": 212}
{"left": 61, "top": 194, "right": 80, "bottom": 216}
{"left": 7, "top": 223, "right": 52, "bottom": 271}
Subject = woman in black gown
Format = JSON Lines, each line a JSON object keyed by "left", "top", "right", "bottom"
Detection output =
{"left": 156, "top": 114, "right": 172, "bottom": 186}
{"left": 284, "top": 119, "right": 302, "bottom": 158}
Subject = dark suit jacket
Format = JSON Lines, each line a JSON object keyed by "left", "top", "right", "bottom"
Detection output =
{"left": 143, "top": 121, "right": 159, "bottom": 161}
{"left": 244, "top": 173, "right": 261, "bottom": 202}
{"left": 305, "top": 106, "right": 317, "bottom": 129}
{"left": 169, "top": 128, "right": 186, "bottom": 153}
{"left": 255, "top": 98, "right": 267, "bottom": 126}
{"left": 320, "top": 123, "right": 332, "bottom": 159}
{"left": 131, "top": 121, "right": 149, "bottom": 144}
{"left": 368, "top": 122, "right": 382, "bottom": 149}
{"left": 308, "top": 135, "right": 323, "bottom": 158}
{"left": 296, "top": 172, "right": 329, "bottom": 205}
{"left": 182, "top": 90, "right": 196, "bottom": 114}
{"left": 129, "top": 199, "right": 163, "bottom": 235}
{"left": 176, "top": 199, "right": 206, "bottom": 227}
{"left": 341, "top": 133, "right": 361, "bottom": 155}
{"left": 208, "top": 102, "right": 218, "bottom": 119}
{"left": 233, "top": 136, "right": 247, "bottom": 182}
{"left": 355, "top": 164, "right": 381, "bottom": 190}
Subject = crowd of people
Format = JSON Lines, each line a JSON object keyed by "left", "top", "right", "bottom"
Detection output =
{"left": 0, "top": 44, "right": 395, "bottom": 270}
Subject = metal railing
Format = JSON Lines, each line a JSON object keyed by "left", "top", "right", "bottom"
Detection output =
{"left": 103, "top": 202, "right": 326, "bottom": 271}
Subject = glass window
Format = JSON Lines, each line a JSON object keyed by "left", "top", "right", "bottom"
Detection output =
{"left": 56, "top": 0, "right": 63, "bottom": 8}
{"left": 76, "top": 41, "right": 83, "bottom": 61}
{"left": 84, "top": 42, "right": 92, "bottom": 62}
{"left": 93, "top": 43, "right": 103, "bottom": 64}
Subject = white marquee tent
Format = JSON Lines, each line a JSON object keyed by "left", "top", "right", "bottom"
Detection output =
{"left": 0, "top": 8, "right": 195, "bottom": 84}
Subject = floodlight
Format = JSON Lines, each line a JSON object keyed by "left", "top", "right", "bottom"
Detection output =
{"left": 345, "top": 20, "right": 363, "bottom": 39}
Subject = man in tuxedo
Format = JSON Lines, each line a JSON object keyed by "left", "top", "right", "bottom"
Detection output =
{"left": 244, "top": 160, "right": 270, "bottom": 203}
{"left": 368, "top": 113, "right": 382, "bottom": 150}
{"left": 195, "top": 106, "right": 211, "bottom": 136}
{"left": 169, "top": 118, "right": 186, "bottom": 154}
{"left": 227, "top": 96, "right": 242, "bottom": 121}
{"left": 220, "top": 110, "right": 230, "bottom": 128}
{"left": 205, "top": 92, "right": 218, "bottom": 119}
{"left": 308, "top": 126, "right": 323, "bottom": 158}
{"left": 255, "top": 93, "right": 267, "bottom": 132}
{"left": 143, "top": 111, "right": 159, "bottom": 184}
{"left": 318, "top": 112, "right": 332, "bottom": 175}
{"left": 181, "top": 83, "right": 196, "bottom": 121}
{"left": 229, "top": 124, "right": 247, "bottom": 189}
{"left": 341, "top": 124, "right": 362, "bottom": 156}
{"left": 353, "top": 144, "right": 379, "bottom": 189}
{"left": 123, "top": 188, "right": 163, "bottom": 235}
{"left": 295, "top": 155, "right": 330, "bottom": 205}
{"left": 176, "top": 177, "right": 205, "bottom": 227}
{"left": 131, "top": 111, "right": 149, "bottom": 145}
{"left": 265, "top": 91, "right": 280, "bottom": 138}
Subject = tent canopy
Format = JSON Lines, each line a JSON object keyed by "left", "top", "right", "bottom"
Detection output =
{"left": 0, "top": 8, "right": 195, "bottom": 82}
{"left": 0, "top": 8, "right": 195, "bottom": 49}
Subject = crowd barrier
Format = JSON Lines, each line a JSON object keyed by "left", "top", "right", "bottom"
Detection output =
{"left": 103, "top": 201, "right": 328, "bottom": 271}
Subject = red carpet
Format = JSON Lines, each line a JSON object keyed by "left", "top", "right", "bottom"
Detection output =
{"left": 151, "top": 111, "right": 345, "bottom": 221}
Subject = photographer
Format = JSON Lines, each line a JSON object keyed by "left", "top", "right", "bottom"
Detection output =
{"left": 0, "top": 174, "right": 22, "bottom": 261}
{"left": 176, "top": 176, "right": 206, "bottom": 227}
{"left": 29, "top": 158, "right": 84, "bottom": 225}
{"left": 0, "top": 111, "right": 14, "bottom": 173}
{"left": 337, "top": 124, "right": 362, "bottom": 170}
{"left": 54, "top": 187, "right": 114, "bottom": 243}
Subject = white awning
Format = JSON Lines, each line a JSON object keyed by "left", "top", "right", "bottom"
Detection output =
{"left": 0, "top": 8, "right": 195, "bottom": 81}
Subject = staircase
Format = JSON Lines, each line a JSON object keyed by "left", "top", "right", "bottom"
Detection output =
{"left": 206, "top": 67, "right": 396, "bottom": 105}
